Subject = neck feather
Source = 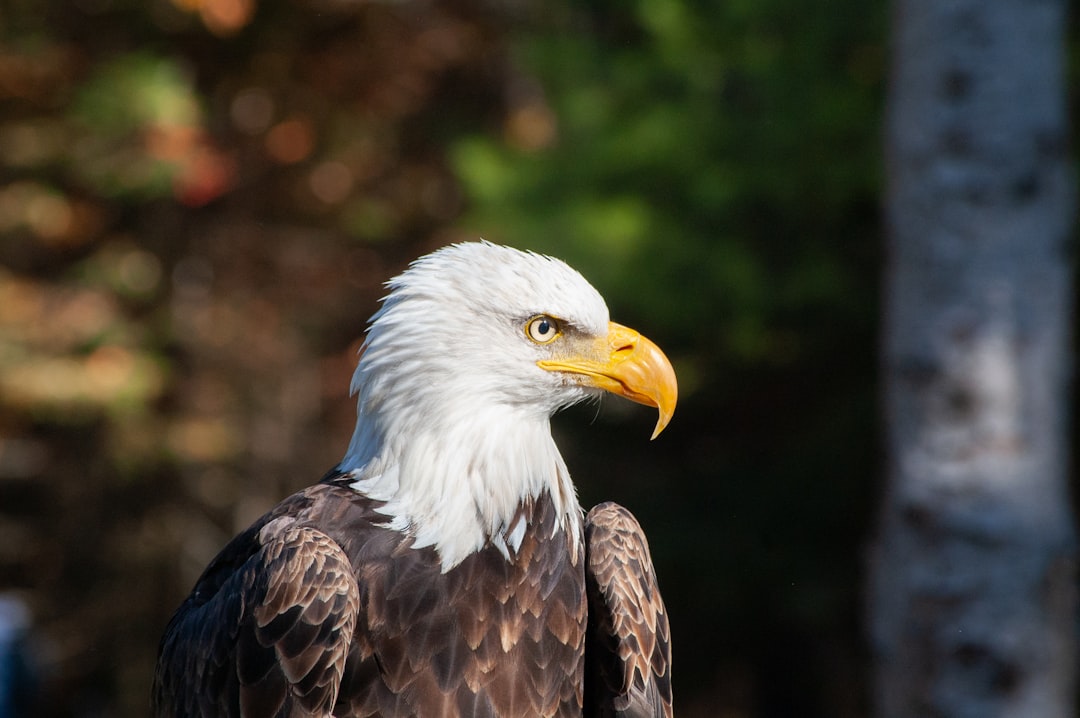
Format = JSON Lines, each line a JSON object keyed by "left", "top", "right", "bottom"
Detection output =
{"left": 341, "top": 401, "right": 581, "bottom": 571}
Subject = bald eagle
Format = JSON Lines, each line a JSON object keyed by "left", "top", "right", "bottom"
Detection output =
{"left": 153, "top": 242, "right": 675, "bottom": 718}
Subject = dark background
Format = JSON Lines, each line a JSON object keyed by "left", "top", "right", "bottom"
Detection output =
{"left": 0, "top": 0, "right": 1042, "bottom": 715}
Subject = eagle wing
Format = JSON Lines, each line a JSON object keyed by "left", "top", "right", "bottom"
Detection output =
{"left": 584, "top": 502, "right": 673, "bottom": 718}
{"left": 153, "top": 516, "right": 360, "bottom": 718}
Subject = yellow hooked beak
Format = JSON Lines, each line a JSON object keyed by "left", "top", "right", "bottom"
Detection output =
{"left": 537, "top": 321, "right": 677, "bottom": 439}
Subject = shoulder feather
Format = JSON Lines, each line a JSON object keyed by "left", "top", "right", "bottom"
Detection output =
{"left": 584, "top": 502, "right": 673, "bottom": 718}
{"left": 153, "top": 500, "right": 359, "bottom": 718}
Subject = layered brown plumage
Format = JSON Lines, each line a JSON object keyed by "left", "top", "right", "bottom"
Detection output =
{"left": 154, "top": 475, "right": 670, "bottom": 717}
{"left": 584, "top": 503, "right": 672, "bottom": 718}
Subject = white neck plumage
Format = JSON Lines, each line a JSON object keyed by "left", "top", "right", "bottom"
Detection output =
{"left": 340, "top": 397, "right": 582, "bottom": 572}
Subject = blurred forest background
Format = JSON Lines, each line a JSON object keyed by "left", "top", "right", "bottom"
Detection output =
{"left": 0, "top": 0, "right": 1061, "bottom": 716}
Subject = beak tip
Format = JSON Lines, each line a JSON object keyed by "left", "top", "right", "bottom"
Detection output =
{"left": 649, "top": 408, "right": 674, "bottom": 440}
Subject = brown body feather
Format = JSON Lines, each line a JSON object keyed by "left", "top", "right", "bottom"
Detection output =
{"left": 583, "top": 503, "right": 673, "bottom": 718}
{"left": 153, "top": 473, "right": 671, "bottom": 718}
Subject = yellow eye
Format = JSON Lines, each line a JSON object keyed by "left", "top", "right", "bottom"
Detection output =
{"left": 525, "top": 315, "right": 560, "bottom": 344}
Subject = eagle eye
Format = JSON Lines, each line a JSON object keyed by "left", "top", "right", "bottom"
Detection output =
{"left": 525, "top": 315, "right": 560, "bottom": 344}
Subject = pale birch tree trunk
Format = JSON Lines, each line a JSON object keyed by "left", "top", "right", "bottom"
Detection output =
{"left": 868, "top": 1, "right": 1076, "bottom": 717}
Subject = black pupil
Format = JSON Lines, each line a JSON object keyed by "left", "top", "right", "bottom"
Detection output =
{"left": 537, "top": 319, "right": 550, "bottom": 336}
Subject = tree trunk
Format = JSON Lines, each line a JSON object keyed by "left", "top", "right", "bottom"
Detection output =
{"left": 869, "top": 1, "right": 1076, "bottom": 717}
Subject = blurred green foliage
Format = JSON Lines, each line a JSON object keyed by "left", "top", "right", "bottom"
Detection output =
{"left": 455, "top": 1, "right": 886, "bottom": 713}
{"left": 69, "top": 52, "right": 203, "bottom": 198}
{"left": 0, "top": 0, "right": 889, "bottom": 716}
{"left": 454, "top": 0, "right": 883, "bottom": 362}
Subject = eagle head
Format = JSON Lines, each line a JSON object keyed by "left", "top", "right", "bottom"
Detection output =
{"left": 340, "top": 242, "right": 677, "bottom": 568}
